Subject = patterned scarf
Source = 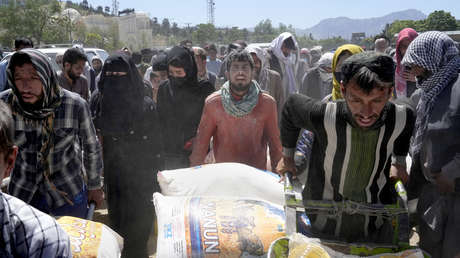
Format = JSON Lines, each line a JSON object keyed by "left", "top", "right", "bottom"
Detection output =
{"left": 402, "top": 31, "right": 460, "bottom": 156}
{"left": 6, "top": 49, "right": 69, "bottom": 203}
{"left": 7, "top": 49, "right": 62, "bottom": 120}
{"left": 220, "top": 80, "right": 260, "bottom": 117}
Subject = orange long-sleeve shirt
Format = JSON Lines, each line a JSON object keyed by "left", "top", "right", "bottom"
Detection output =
{"left": 190, "top": 91, "right": 282, "bottom": 171}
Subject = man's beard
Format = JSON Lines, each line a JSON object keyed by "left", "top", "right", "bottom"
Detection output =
{"left": 67, "top": 70, "right": 79, "bottom": 81}
{"left": 21, "top": 96, "right": 44, "bottom": 111}
{"left": 230, "top": 80, "right": 252, "bottom": 93}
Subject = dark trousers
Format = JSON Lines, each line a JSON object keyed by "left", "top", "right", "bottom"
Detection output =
{"left": 417, "top": 184, "right": 460, "bottom": 258}
{"left": 103, "top": 136, "right": 159, "bottom": 258}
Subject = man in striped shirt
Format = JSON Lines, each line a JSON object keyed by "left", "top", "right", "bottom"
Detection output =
{"left": 278, "top": 52, "right": 415, "bottom": 243}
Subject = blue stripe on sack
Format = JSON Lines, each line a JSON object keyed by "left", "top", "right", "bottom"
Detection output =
{"left": 190, "top": 197, "right": 203, "bottom": 258}
{"left": 258, "top": 169, "right": 281, "bottom": 180}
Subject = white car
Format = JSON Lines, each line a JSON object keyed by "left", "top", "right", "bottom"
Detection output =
{"left": 36, "top": 47, "right": 68, "bottom": 62}
{"left": 1, "top": 50, "right": 61, "bottom": 72}
{"left": 37, "top": 46, "right": 109, "bottom": 64}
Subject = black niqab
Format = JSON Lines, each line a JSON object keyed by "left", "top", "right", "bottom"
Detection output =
{"left": 98, "top": 54, "right": 145, "bottom": 135}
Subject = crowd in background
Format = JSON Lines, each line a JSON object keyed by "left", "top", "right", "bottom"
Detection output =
{"left": 0, "top": 28, "right": 458, "bottom": 258}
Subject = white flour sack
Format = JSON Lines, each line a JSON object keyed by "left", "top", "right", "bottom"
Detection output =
{"left": 57, "top": 216, "right": 123, "bottom": 258}
{"left": 153, "top": 193, "right": 286, "bottom": 258}
{"left": 157, "top": 163, "right": 284, "bottom": 206}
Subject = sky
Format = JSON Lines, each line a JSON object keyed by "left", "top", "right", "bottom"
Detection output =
{"left": 86, "top": 0, "right": 460, "bottom": 29}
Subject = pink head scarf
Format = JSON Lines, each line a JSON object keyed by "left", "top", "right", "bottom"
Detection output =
{"left": 394, "top": 28, "right": 418, "bottom": 97}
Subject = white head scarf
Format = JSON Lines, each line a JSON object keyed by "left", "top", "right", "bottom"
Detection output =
{"left": 317, "top": 52, "right": 334, "bottom": 69}
{"left": 270, "top": 32, "right": 298, "bottom": 65}
{"left": 246, "top": 45, "right": 267, "bottom": 69}
{"left": 270, "top": 32, "right": 298, "bottom": 94}
{"left": 245, "top": 45, "right": 269, "bottom": 90}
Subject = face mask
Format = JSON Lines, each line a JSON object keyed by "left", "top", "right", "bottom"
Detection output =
{"left": 334, "top": 71, "right": 343, "bottom": 84}
{"left": 170, "top": 76, "right": 188, "bottom": 86}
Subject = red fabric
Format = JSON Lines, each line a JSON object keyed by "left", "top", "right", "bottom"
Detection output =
{"left": 395, "top": 28, "right": 418, "bottom": 74}
{"left": 395, "top": 28, "right": 418, "bottom": 96}
{"left": 190, "top": 91, "right": 283, "bottom": 171}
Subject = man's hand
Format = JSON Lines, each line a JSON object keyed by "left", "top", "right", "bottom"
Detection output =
{"left": 390, "top": 164, "right": 409, "bottom": 184}
{"left": 433, "top": 173, "right": 455, "bottom": 194}
{"left": 402, "top": 70, "right": 416, "bottom": 82}
{"left": 88, "top": 188, "right": 105, "bottom": 208}
{"left": 276, "top": 156, "right": 297, "bottom": 180}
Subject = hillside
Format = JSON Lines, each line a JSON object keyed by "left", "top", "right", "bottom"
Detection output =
{"left": 296, "top": 9, "right": 427, "bottom": 39}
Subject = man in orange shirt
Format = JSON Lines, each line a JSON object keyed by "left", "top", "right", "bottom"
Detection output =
{"left": 190, "top": 49, "right": 282, "bottom": 171}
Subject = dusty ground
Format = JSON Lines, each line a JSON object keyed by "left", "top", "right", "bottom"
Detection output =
{"left": 92, "top": 202, "right": 157, "bottom": 257}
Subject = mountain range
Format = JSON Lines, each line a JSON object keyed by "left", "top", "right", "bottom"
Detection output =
{"left": 295, "top": 9, "right": 427, "bottom": 40}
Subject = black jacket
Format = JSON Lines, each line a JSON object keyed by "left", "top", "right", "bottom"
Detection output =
{"left": 157, "top": 46, "right": 215, "bottom": 165}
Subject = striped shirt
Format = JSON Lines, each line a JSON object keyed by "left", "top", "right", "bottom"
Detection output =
{"left": 281, "top": 94, "right": 415, "bottom": 241}
{"left": 0, "top": 192, "right": 72, "bottom": 258}
{"left": 0, "top": 89, "right": 103, "bottom": 208}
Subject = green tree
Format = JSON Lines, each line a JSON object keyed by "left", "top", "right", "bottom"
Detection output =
{"left": 171, "top": 22, "right": 180, "bottom": 37}
{"left": 106, "top": 21, "right": 121, "bottom": 51}
{"left": 360, "top": 37, "right": 375, "bottom": 50}
{"left": 73, "top": 21, "right": 87, "bottom": 42}
{"left": 85, "top": 32, "right": 103, "bottom": 48}
{"left": 42, "top": 16, "right": 71, "bottom": 44}
{"left": 161, "top": 18, "right": 171, "bottom": 36}
{"left": 425, "top": 10, "right": 457, "bottom": 31}
{"left": 317, "top": 36, "right": 349, "bottom": 51}
{"left": 296, "top": 35, "right": 316, "bottom": 49}
{"left": 277, "top": 23, "right": 295, "bottom": 34}
{"left": 388, "top": 20, "right": 418, "bottom": 36}
{"left": 278, "top": 23, "right": 288, "bottom": 34}
{"left": 380, "top": 23, "right": 393, "bottom": 42}
{"left": 253, "top": 19, "right": 277, "bottom": 42}
{"left": 241, "top": 28, "right": 249, "bottom": 42}
{"left": 23, "top": 0, "right": 61, "bottom": 44}
{"left": 192, "top": 23, "right": 217, "bottom": 45}
{"left": 224, "top": 27, "right": 244, "bottom": 43}
{"left": 388, "top": 19, "right": 427, "bottom": 37}
{"left": 0, "top": 0, "right": 62, "bottom": 46}
{"left": 151, "top": 17, "right": 161, "bottom": 35}
{"left": 254, "top": 19, "right": 275, "bottom": 35}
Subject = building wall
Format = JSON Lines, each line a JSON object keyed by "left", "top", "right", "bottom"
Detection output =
{"left": 83, "top": 14, "right": 114, "bottom": 32}
{"left": 117, "top": 12, "right": 153, "bottom": 51}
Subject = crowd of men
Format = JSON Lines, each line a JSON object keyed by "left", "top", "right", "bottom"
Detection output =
{"left": 0, "top": 28, "right": 458, "bottom": 258}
